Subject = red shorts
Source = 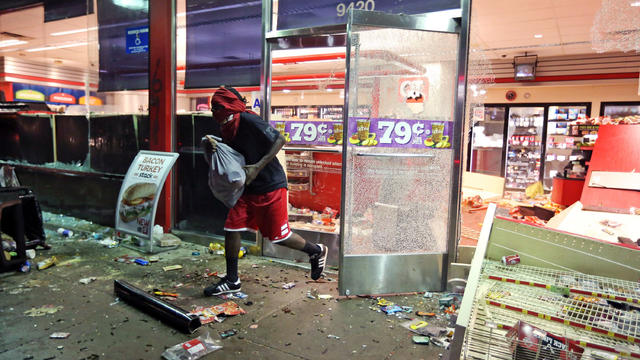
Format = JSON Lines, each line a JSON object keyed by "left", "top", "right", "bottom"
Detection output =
{"left": 224, "top": 188, "right": 292, "bottom": 242}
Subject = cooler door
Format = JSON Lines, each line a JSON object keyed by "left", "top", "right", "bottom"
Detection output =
{"left": 339, "top": 10, "right": 462, "bottom": 295}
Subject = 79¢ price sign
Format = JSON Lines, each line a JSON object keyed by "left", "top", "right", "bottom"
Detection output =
{"left": 270, "top": 120, "right": 342, "bottom": 146}
{"left": 346, "top": 117, "right": 452, "bottom": 149}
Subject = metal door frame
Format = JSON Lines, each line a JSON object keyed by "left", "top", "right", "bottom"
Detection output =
{"left": 338, "top": 8, "right": 469, "bottom": 296}
{"left": 262, "top": 5, "right": 470, "bottom": 295}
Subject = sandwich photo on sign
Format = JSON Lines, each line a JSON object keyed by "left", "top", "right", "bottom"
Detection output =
{"left": 119, "top": 182, "right": 156, "bottom": 223}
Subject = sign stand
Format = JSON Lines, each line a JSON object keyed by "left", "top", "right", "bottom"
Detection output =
{"left": 115, "top": 150, "right": 179, "bottom": 254}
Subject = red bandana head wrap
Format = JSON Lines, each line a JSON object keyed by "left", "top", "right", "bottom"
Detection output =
{"left": 211, "top": 87, "right": 247, "bottom": 142}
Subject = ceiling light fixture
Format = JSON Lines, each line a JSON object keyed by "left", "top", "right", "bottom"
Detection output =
{"left": 282, "top": 89, "right": 291, "bottom": 93}
{"left": 51, "top": 26, "right": 98, "bottom": 36}
{"left": 534, "top": 34, "right": 543, "bottom": 38}
{"left": 27, "top": 42, "right": 88, "bottom": 52}
{"left": 631, "top": 1, "right": 640, "bottom": 6}
{"left": 0, "top": 39, "right": 27, "bottom": 48}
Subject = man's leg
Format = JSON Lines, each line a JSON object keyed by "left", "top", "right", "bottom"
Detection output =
{"left": 277, "top": 232, "right": 320, "bottom": 255}
{"left": 224, "top": 231, "right": 242, "bottom": 282}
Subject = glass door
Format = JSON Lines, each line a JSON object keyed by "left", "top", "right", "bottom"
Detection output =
{"left": 544, "top": 104, "right": 589, "bottom": 190}
{"left": 339, "top": 10, "right": 462, "bottom": 295}
{"left": 504, "top": 106, "right": 544, "bottom": 190}
{"left": 469, "top": 105, "right": 507, "bottom": 176}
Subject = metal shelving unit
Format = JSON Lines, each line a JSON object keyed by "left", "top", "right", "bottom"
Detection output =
{"left": 449, "top": 205, "right": 640, "bottom": 360}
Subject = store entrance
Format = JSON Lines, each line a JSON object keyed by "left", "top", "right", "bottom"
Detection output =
{"left": 264, "top": 10, "right": 464, "bottom": 295}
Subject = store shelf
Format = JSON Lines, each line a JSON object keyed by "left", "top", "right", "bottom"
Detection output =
{"left": 484, "top": 282, "right": 640, "bottom": 343}
{"left": 482, "top": 260, "right": 640, "bottom": 304}
{"left": 579, "top": 146, "right": 595, "bottom": 151}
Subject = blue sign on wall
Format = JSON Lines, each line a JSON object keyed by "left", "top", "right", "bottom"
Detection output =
{"left": 126, "top": 26, "right": 149, "bottom": 54}
{"left": 277, "top": 0, "right": 459, "bottom": 30}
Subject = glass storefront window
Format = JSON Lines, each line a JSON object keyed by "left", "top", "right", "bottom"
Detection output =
{"left": 0, "top": 3, "right": 150, "bottom": 226}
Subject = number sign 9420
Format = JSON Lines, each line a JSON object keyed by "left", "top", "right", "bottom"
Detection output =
{"left": 337, "top": 0, "right": 375, "bottom": 16}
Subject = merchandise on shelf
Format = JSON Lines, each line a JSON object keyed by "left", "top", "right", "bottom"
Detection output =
{"left": 288, "top": 205, "right": 339, "bottom": 233}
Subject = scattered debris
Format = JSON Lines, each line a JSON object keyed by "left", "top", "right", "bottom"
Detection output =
{"left": 327, "top": 334, "right": 340, "bottom": 339}
{"left": 24, "top": 305, "right": 63, "bottom": 317}
{"left": 162, "top": 332, "right": 222, "bottom": 360}
{"left": 25, "top": 249, "right": 36, "bottom": 259}
{"left": 79, "top": 277, "right": 97, "bottom": 285}
{"left": 217, "top": 292, "right": 247, "bottom": 300}
{"left": 416, "top": 311, "right": 436, "bottom": 317}
{"left": 282, "top": 282, "right": 296, "bottom": 289}
{"left": 249, "top": 324, "right": 258, "bottom": 329}
{"left": 97, "top": 238, "right": 118, "bottom": 248}
{"left": 317, "top": 294, "right": 333, "bottom": 300}
{"left": 149, "top": 256, "right": 159, "bottom": 263}
{"left": 163, "top": 265, "right": 183, "bottom": 272}
{"left": 158, "top": 234, "right": 181, "bottom": 247}
{"left": 19, "top": 260, "right": 31, "bottom": 273}
{"left": 307, "top": 288, "right": 319, "bottom": 299}
{"left": 412, "top": 335, "right": 430, "bottom": 345}
{"left": 192, "top": 251, "right": 200, "bottom": 256}
{"left": 219, "top": 329, "right": 237, "bottom": 339}
{"left": 153, "top": 289, "right": 178, "bottom": 298}
{"left": 423, "top": 292, "right": 433, "bottom": 298}
{"left": 49, "top": 332, "right": 70, "bottom": 339}
{"left": 37, "top": 256, "right": 57, "bottom": 270}
{"left": 190, "top": 302, "right": 246, "bottom": 324}
{"left": 438, "top": 296, "right": 455, "bottom": 307}
{"left": 134, "top": 258, "right": 149, "bottom": 266}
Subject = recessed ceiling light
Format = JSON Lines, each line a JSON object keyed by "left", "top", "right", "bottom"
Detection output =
{"left": 326, "top": 88, "right": 333, "bottom": 92}
{"left": 631, "top": 1, "right": 640, "bottom": 6}
{"left": 282, "top": 89, "right": 291, "bottom": 93}
{"left": 26, "top": 42, "right": 88, "bottom": 52}
{"left": 534, "top": 34, "right": 543, "bottom": 38}
{"left": 0, "top": 39, "right": 27, "bottom": 48}
{"left": 51, "top": 26, "right": 98, "bottom": 36}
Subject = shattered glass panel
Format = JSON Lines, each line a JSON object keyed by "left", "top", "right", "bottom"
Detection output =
{"left": 343, "top": 27, "right": 458, "bottom": 255}
{"left": 591, "top": 0, "right": 640, "bottom": 53}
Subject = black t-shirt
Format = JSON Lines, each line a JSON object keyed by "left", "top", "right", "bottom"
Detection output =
{"left": 227, "top": 112, "right": 287, "bottom": 194}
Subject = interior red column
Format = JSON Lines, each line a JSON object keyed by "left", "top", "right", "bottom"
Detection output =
{"left": 148, "top": 0, "right": 176, "bottom": 230}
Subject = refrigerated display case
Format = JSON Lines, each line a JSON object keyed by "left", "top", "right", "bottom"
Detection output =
{"left": 504, "top": 106, "right": 544, "bottom": 190}
{"left": 469, "top": 105, "right": 507, "bottom": 177}
{"left": 600, "top": 101, "right": 640, "bottom": 119}
{"left": 543, "top": 104, "right": 589, "bottom": 189}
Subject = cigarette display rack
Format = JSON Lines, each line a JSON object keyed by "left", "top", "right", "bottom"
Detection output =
{"left": 449, "top": 205, "right": 640, "bottom": 360}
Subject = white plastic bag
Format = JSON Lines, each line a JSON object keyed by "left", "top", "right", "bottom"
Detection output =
{"left": 203, "top": 136, "right": 246, "bottom": 208}
{"left": 162, "top": 332, "right": 222, "bottom": 360}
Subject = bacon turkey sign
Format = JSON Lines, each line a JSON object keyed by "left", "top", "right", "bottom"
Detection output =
{"left": 116, "top": 151, "right": 179, "bottom": 239}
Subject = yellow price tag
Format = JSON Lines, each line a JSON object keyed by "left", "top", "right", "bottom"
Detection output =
{"left": 522, "top": 309, "right": 527, "bottom": 315}
{"left": 564, "top": 320, "right": 570, "bottom": 325}
{"left": 500, "top": 304, "right": 506, "bottom": 309}
{"left": 607, "top": 331, "right": 615, "bottom": 337}
{"left": 545, "top": 315, "right": 551, "bottom": 320}
{"left": 515, "top": 280, "right": 520, "bottom": 284}
{"left": 538, "top": 313, "right": 544, "bottom": 319}
{"left": 546, "top": 285, "right": 551, "bottom": 289}
{"left": 627, "top": 336, "right": 634, "bottom": 342}
{"left": 585, "top": 325, "right": 592, "bottom": 331}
